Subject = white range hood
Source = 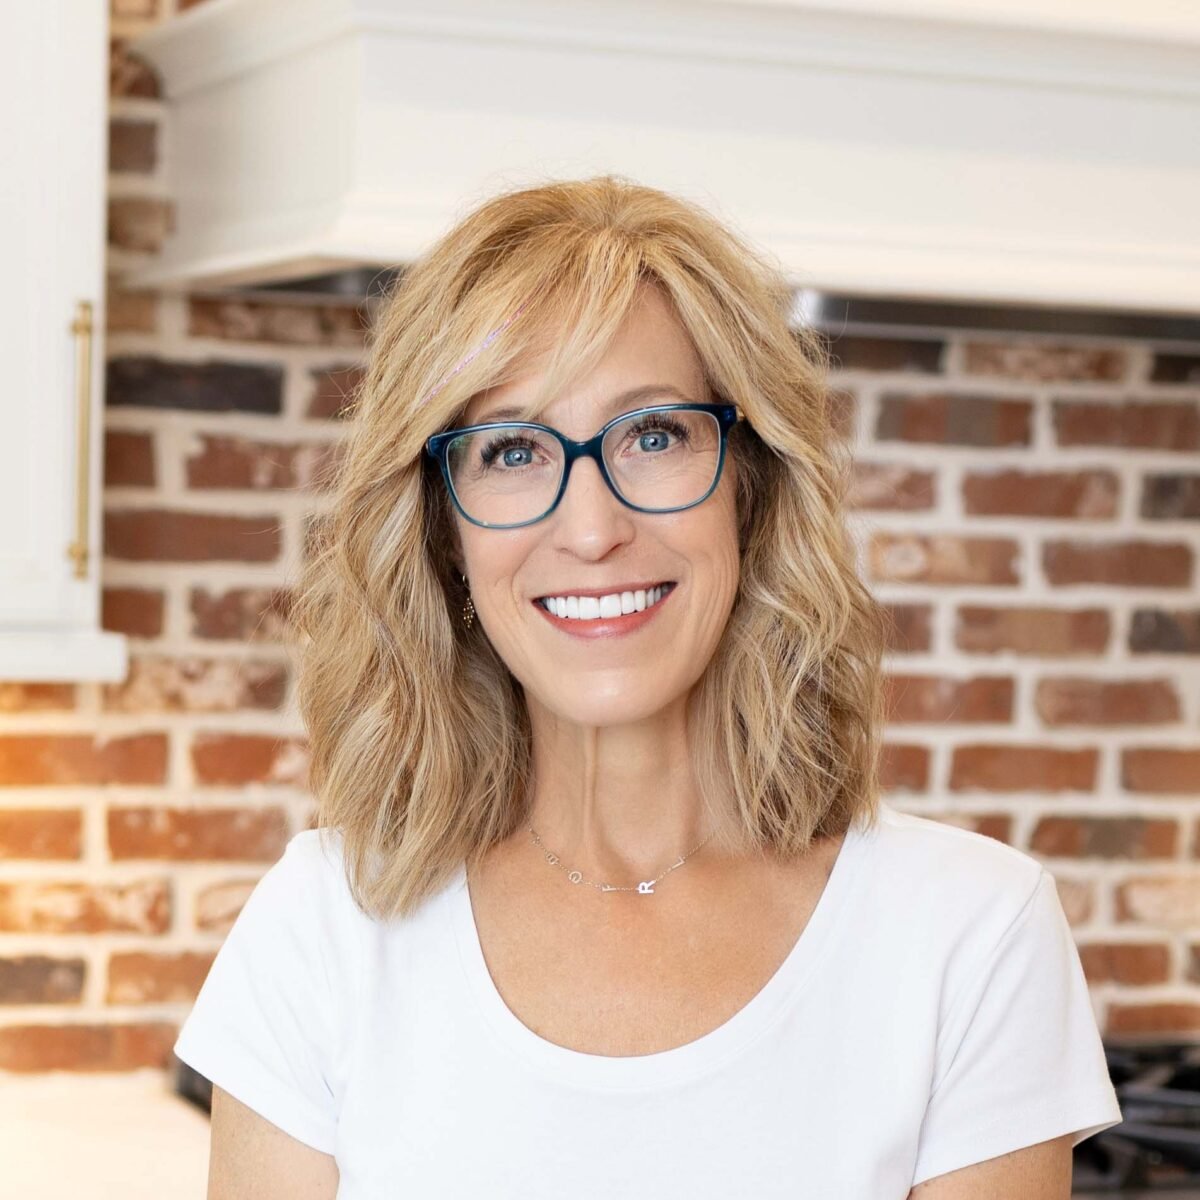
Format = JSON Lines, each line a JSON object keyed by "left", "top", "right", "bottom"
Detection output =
{"left": 124, "top": 0, "right": 1200, "bottom": 314}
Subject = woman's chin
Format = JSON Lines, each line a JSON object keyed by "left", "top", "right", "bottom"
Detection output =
{"left": 529, "top": 685, "right": 683, "bottom": 730}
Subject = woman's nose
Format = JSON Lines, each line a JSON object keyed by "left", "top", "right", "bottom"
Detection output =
{"left": 551, "top": 454, "right": 635, "bottom": 544}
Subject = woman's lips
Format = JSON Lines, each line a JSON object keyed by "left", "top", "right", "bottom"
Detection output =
{"left": 532, "top": 583, "right": 678, "bottom": 639}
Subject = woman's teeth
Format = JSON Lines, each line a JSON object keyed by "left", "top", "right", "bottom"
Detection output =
{"left": 538, "top": 584, "right": 673, "bottom": 620}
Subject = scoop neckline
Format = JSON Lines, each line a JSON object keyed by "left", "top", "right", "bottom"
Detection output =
{"left": 445, "top": 811, "right": 876, "bottom": 1090}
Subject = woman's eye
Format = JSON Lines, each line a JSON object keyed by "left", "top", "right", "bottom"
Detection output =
{"left": 637, "top": 430, "right": 670, "bottom": 451}
{"left": 625, "top": 418, "right": 690, "bottom": 451}
{"left": 479, "top": 436, "right": 533, "bottom": 467}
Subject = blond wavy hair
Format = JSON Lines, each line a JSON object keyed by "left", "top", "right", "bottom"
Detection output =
{"left": 289, "top": 174, "right": 887, "bottom": 920}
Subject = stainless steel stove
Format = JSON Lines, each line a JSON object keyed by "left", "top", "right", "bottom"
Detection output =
{"left": 1073, "top": 1041, "right": 1200, "bottom": 1197}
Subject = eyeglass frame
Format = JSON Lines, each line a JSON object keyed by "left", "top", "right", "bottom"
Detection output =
{"left": 424, "top": 401, "right": 743, "bottom": 529}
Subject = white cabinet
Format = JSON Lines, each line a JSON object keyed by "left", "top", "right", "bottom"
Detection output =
{"left": 0, "top": 1, "right": 127, "bottom": 681}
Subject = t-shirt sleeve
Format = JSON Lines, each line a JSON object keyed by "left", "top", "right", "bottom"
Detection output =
{"left": 910, "top": 868, "right": 1124, "bottom": 1189}
{"left": 172, "top": 831, "right": 354, "bottom": 1155}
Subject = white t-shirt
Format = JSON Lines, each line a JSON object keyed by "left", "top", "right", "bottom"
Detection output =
{"left": 174, "top": 799, "right": 1123, "bottom": 1197}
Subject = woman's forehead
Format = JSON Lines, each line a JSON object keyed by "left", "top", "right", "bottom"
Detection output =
{"left": 458, "top": 284, "right": 704, "bottom": 426}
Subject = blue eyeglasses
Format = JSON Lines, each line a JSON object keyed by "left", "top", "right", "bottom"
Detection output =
{"left": 425, "top": 402, "right": 742, "bottom": 529}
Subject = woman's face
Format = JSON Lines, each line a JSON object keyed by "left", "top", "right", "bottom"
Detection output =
{"left": 451, "top": 283, "right": 741, "bottom": 728}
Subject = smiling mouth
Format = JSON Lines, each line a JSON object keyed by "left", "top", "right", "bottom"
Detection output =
{"left": 535, "top": 581, "right": 677, "bottom": 620}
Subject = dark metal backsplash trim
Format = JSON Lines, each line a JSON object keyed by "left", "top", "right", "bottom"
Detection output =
{"left": 210, "top": 267, "right": 1200, "bottom": 348}
{"left": 799, "top": 291, "right": 1200, "bottom": 347}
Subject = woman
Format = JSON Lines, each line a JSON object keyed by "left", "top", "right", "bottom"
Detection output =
{"left": 175, "top": 175, "right": 1122, "bottom": 1199}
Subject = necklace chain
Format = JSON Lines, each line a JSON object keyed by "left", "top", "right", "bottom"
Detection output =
{"left": 527, "top": 822, "right": 716, "bottom": 894}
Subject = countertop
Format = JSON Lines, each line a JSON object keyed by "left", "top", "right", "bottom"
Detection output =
{"left": 0, "top": 1068, "right": 210, "bottom": 1199}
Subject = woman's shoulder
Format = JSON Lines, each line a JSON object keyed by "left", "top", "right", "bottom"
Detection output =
{"left": 259, "top": 826, "right": 352, "bottom": 900}
{"left": 238, "top": 826, "right": 370, "bottom": 953}
{"left": 858, "top": 801, "right": 1049, "bottom": 938}
{"left": 271, "top": 826, "right": 461, "bottom": 933}
{"left": 280, "top": 825, "right": 349, "bottom": 880}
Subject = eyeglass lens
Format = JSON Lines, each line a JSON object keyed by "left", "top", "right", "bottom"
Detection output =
{"left": 445, "top": 408, "right": 721, "bottom": 525}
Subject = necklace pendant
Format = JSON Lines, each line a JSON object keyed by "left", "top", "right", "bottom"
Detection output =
{"left": 637, "top": 880, "right": 655, "bottom": 894}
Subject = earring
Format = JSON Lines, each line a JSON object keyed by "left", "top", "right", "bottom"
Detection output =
{"left": 461, "top": 572, "right": 475, "bottom": 629}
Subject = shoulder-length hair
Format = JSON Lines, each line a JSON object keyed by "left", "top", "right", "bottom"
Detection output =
{"left": 290, "top": 174, "right": 887, "bottom": 921}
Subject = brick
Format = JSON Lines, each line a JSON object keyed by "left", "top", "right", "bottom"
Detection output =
{"left": 185, "top": 433, "right": 341, "bottom": 492}
{"left": 0, "top": 683, "right": 75, "bottom": 713}
{"left": 307, "top": 364, "right": 365, "bottom": 420}
{"left": 885, "top": 674, "right": 1013, "bottom": 723}
{"left": 1030, "top": 815, "right": 1178, "bottom": 859}
{"left": 1052, "top": 399, "right": 1200, "bottom": 451}
{"left": 107, "top": 197, "right": 173, "bottom": 253}
{"left": 822, "top": 334, "right": 944, "bottom": 373}
{"left": 190, "top": 733, "right": 308, "bottom": 787}
{"left": 826, "top": 387, "right": 856, "bottom": 442}
{"left": 1043, "top": 539, "right": 1192, "bottom": 588}
{"left": 1121, "top": 748, "right": 1200, "bottom": 794}
{"left": 1054, "top": 876, "right": 1097, "bottom": 927}
{"left": 848, "top": 463, "right": 935, "bottom": 511}
{"left": 102, "top": 587, "right": 165, "bottom": 638}
{"left": 104, "top": 509, "right": 281, "bottom": 563}
{"left": 881, "top": 603, "right": 933, "bottom": 653}
{"left": 1106, "top": 1003, "right": 1200, "bottom": 1036}
{"left": 1116, "top": 873, "right": 1200, "bottom": 925}
{"left": 0, "top": 957, "right": 86, "bottom": 1004}
{"left": 869, "top": 534, "right": 1020, "bottom": 586}
{"left": 106, "top": 951, "right": 215, "bottom": 1004}
{"left": 962, "top": 469, "right": 1118, "bottom": 519}
{"left": 112, "top": 0, "right": 160, "bottom": 18}
{"left": 924, "top": 811, "right": 1014, "bottom": 845}
{"left": 949, "top": 744, "right": 1097, "bottom": 792}
{"left": 1141, "top": 474, "right": 1200, "bottom": 520}
{"left": 104, "top": 429, "right": 155, "bottom": 487}
{"left": 195, "top": 878, "right": 258, "bottom": 934}
{"left": 875, "top": 392, "right": 1031, "bottom": 446}
{"left": 189, "top": 298, "right": 369, "bottom": 349}
{"left": 0, "top": 810, "right": 82, "bottom": 859}
{"left": 955, "top": 605, "right": 1110, "bottom": 656}
{"left": 879, "top": 743, "right": 929, "bottom": 791}
{"left": 1035, "top": 678, "right": 1180, "bottom": 726}
{"left": 108, "top": 118, "right": 156, "bottom": 173}
{"left": 109, "top": 38, "right": 160, "bottom": 99}
{"left": 0, "top": 878, "right": 169, "bottom": 934}
{"left": 1130, "top": 608, "right": 1200, "bottom": 654}
{"left": 108, "top": 806, "right": 289, "bottom": 862}
{"left": 189, "top": 586, "right": 294, "bottom": 641}
{"left": 0, "top": 733, "right": 167, "bottom": 786}
{"left": 1078, "top": 942, "right": 1171, "bottom": 985}
{"left": 962, "top": 341, "right": 1127, "bottom": 383}
{"left": 106, "top": 356, "right": 283, "bottom": 414}
{"left": 1150, "top": 352, "right": 1200, "bottom": 384}
{"left": 100, "top": 655, "right": 288, "bottom": 713}
{"left": 0, "top": 1022, "right": 176, "bottom": 1071}
{"left": 105, "top": 281, "right": 158, "bottom": 334}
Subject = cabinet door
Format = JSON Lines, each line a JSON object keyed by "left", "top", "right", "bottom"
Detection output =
{"left": 0, "top": 0, "right": 125, "bottom": 680}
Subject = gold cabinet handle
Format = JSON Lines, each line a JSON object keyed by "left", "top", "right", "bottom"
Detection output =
{"left": 66, "top": 300, "right": 94, "bottom": 581}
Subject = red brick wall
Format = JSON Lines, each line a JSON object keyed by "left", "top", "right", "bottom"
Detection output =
{"left": 0, "top": 0, "right": 1195, "bottom": 1072}
{"left": 839, "top": 333, "right": 1200, "bottom": 1034}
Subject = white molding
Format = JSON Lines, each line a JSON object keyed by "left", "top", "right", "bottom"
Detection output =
{"left": 123, "top": 0, "right": 1200, "bottom": 313}
{"left": 0, "top": 630, "right": 129, "bottom": 683}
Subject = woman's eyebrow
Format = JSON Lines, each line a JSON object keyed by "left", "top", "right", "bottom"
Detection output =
{"left": 475, "top": 383, "right": 696, "bottom": 425}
